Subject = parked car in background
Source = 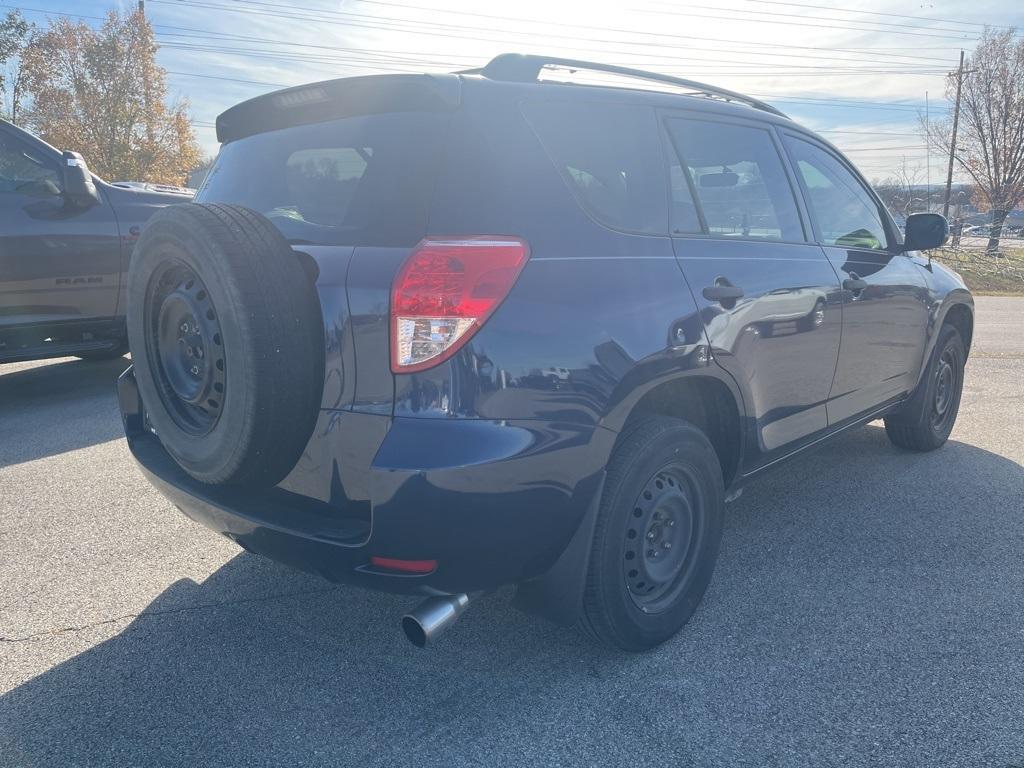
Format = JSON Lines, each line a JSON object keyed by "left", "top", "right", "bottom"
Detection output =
{"left": 0, "top": 120, "right": 192, "bottom": 364}
{"left": 119, "top": 55, "right": 973, "bottom": 651}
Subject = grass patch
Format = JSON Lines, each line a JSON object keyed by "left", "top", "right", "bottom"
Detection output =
{"left": 930, "top": 246, "right": 1024, "bottom": 295}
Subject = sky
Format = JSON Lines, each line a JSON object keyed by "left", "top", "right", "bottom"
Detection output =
{"left": 6, "top": 0, "right": 1024, "bottom": 184}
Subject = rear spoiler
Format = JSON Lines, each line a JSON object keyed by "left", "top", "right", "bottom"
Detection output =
{"left": 216, "top": 73, "right": 461, "bottom": 144}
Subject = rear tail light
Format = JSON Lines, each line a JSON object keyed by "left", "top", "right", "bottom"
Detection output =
{"left": 370, "top": 556, "right": 438, "bottom": 574}
{"left": 390, "top": 237, "right": 530, "bottom": 373}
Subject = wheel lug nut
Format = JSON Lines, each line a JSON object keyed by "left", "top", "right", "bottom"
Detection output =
{"left": 662, "top": 541, "right": 672, "bottom": 549}
{"left": 667, "top": 519, "right": 675, "bottom": 527}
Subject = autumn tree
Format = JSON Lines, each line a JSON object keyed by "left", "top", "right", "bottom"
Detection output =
{"left": 20, "top": 9, "right": 200, "bottom": 185}
{"left": 924, "top": 29, "right": 1024, "bottom": 253}
{"left": 0, "top": 9, "right": 33, "bottom": 123}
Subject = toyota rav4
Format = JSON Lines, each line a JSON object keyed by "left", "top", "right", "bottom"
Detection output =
{"left": 118, "top": 54, "right": 972, "bottom": 650}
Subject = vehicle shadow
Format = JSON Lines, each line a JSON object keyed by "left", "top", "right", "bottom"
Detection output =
{"left": 1, "top": 426, "right": 1023, "bottom": 766}
{"left": 0, "top": 356, "right": 130, "bottom": 468}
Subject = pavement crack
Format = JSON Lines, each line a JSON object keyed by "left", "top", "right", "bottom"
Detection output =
{"left": 0, "top": 584, "right": 342, "bottom": 643}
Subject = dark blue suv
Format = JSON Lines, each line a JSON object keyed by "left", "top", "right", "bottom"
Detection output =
{"left": 118, "top": 55, "right": 973, "bottom": 650}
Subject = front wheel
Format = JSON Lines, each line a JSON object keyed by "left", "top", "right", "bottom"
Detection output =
{"left": 580, "top": 417, "right": 724, "bottom": 651}
{"left": 884, "top": 324, "right": 966, "bottom": 452}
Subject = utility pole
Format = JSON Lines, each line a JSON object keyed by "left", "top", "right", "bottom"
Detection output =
{"left": 138, "top": 0, "right": 145, "bottom": 15}
{"left": 942, "top": 50, "right": 966, "bottom": 220}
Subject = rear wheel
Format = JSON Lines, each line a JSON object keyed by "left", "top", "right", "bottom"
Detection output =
{"left": 127, "top": 203, "right": 323, "bottom": 487}
{"left": 884, "top": 324, "right": 965, "bottom": 452}
{"left": 580, "top": 417, "right": 724, "bottom": 651}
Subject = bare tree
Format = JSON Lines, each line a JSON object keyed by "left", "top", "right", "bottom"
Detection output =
{"left": 874, "top": 157, "right": 926, "bottom": 219}
{"left": 923, "top": 29, "right": 1024, "bottom": 253}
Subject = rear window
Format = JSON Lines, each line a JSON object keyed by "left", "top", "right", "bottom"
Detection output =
{"left": 198, "top": 111, "right": 449, "bottom": 246}
{"left": 521, "top": 100, "right": 668, "bottom": 235}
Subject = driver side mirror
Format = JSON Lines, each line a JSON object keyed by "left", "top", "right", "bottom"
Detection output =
{"left": 902, "top": 212, "right": 948, "bottom": 252}
{"left": 61, "top": 150, "right": 100, "bottom": 208}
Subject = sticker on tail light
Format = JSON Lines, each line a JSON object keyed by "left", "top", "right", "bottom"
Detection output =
{"left": 390, "top": 237, "right": 530, "bottom": 373}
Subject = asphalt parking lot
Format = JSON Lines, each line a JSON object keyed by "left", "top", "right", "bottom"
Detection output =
{"left": 1, "top": 296, "right": 1022, "bottom": 768}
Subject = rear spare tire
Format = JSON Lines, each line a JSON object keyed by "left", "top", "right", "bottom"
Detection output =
{"left": 127, "top": 203, "right": 323, "bottom": 487}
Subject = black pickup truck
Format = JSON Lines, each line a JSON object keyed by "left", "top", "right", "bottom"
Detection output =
{"left": 0, "top": 120, "right": 191, "bottom": 364}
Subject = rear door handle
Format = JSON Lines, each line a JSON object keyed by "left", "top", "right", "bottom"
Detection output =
{"left": 702, "top": 280, "right": 744, "bottom": 303}
{"left": 843, "top": 274, "right": 868, "bottom": 293}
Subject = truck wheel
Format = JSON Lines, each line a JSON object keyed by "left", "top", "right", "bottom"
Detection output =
{"left": 127, "top": 203, "right": 323, "bottom": 487}
{"left": 884, "top": 324, "right": 965, "bottom": 452}
{"left": 580, "top": 417, "right": 724, "bottom": 651}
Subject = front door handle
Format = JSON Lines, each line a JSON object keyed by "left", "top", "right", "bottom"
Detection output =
{"left": 843, "top": 274, "right": 868, "bottom": 293}
{"left": 702, "top": 280, "right": 745, "bottom": 304}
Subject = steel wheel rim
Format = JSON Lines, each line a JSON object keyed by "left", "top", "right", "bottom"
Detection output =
{"left": 931, "top": 346, "right": 958, "bottom": 430}
{"left": 622, "top": 464, "right": 703, "bottom": 613}
{"left": 145, "top": 259, "right": 226, "bottom": 435}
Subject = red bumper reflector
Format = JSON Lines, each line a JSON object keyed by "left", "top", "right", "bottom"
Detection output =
{"left": 370, "top": 556, "right": 438, "bottom": 574}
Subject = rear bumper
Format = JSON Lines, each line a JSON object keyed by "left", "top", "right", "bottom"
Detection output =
{"left": 118, "top": 366, "right": 611, "bottom": 595}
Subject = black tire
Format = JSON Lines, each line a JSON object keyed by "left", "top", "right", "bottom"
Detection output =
{"left": 884, "top": 324, "right": 965, "bottom": 452}
{"left": 127, "top": 203, "right": 324, "bottom": 487}
{"left": 76, "top": 341, "right": 128, "bottom": 360}
{"left": 580, "top": 417, "right": 724, "bottom": 651}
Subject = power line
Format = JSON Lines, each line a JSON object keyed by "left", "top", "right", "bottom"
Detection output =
{"left": 149, "top": 0, "right": 972, "bottom": 61}
{"left": 636, "top": 3, "right": 981, "bottom": 40}
{"left": 358, "top": 0, "right": 983, "bottom": 43}
{"left": 725, "top": 0, "right": 1010, "bottom": 31}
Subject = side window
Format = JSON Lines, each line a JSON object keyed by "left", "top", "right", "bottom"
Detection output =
{"left": 666, "top": 118, "right": 803, "bottom": 241}
{"left": 0, "top": 132, "right": 62, "bottom": 196}
{"left": 784, "top": 137, "right": 888, "bottom": 251}
{"left": 522, "top": 100, "right": 668, "bottom": 234}
{"left": 669, "top": 162, "right": 701, "bottom": 233}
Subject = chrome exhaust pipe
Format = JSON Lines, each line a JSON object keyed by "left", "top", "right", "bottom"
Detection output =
{"left": 402, "top": 593, "right": 470, "bottom": 648}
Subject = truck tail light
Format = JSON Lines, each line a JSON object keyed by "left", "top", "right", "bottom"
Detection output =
{"left": 390, "top": 237, "right": 529, "bottom": 373}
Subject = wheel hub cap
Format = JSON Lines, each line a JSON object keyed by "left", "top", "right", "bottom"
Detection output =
{"left": 934, "top": 356, "right": 953, "bottom": 418}
{"left": 158, "top": 293, "right": 212, "bottom": 405}
{"left": 147, "top": 264, "right": 226, "bottom": 435}
{"left": 624, "top": 468, "right": 696, "bottom": 610}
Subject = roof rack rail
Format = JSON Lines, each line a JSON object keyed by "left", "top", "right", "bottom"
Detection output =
{"left": 460, "top": 53, "right": 787, "bottom": 118}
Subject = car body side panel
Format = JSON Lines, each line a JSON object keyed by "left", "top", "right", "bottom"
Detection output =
{"left": 912, "top": 258, "right": 974, "bottom": 381}
{"left": 823, "top": 248, "right": 931, "bottom": 423}
{"left": 393, "top": 251, "right": 711, "bottom": 426}
{"left": 0, "top": 189, "right": 121, "bottom": 328}
{"left": 672, "top": 238, "right": 843, "bottom": 472}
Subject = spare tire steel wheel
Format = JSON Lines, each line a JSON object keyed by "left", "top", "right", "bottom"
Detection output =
{"left": 127, "top": 203, "right": 324, "bottom": 487}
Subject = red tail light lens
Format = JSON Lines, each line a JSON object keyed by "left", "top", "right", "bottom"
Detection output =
{"left": 391, "top": 237, "right": 530, "bottom": 373}
{"left": 369, "top": 556, "right": 438, "bottom": 574}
